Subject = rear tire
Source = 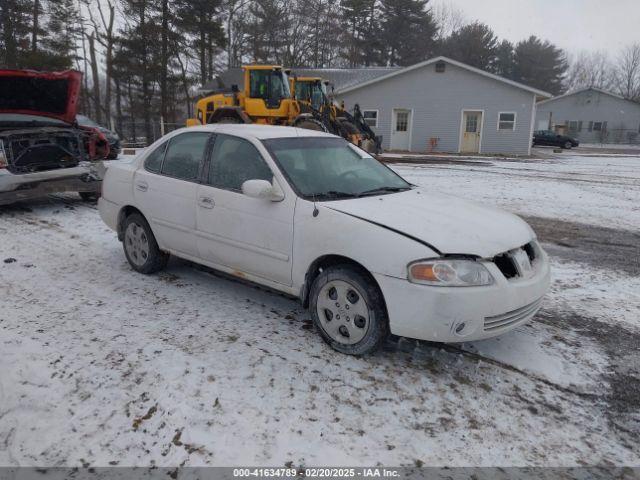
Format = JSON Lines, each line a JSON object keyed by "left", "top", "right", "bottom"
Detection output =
{"left": 309, "top": 265, "right": 388, "bottom": 355}
{"left": 295, "top": 118, "right": 327, "bottom": 132}
{"left": 563, "top": 141, "right": 573, "bottom": 149}
{"left": 122, "top": 213, "right": 169, "bottom": 274}
{"left": 79, "top": 191, "right": 98, "bottom": 202}
{"left": 217, "top": 115, "right": 241, "bottom": 124}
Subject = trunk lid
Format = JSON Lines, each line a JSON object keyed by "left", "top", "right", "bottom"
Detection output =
{"left": 0, "top": 70, "right": 81, "bottom": 124}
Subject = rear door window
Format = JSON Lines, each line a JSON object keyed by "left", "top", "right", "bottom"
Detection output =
{"left": 161, "top": 132, "right": 211, "bottom": 181}
{"left": 207, "top": 134, "right": 273, "bottom": 192}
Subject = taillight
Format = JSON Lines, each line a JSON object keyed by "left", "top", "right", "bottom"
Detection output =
{"left": 0, "top": 140, "right": 7, "bottom": 169}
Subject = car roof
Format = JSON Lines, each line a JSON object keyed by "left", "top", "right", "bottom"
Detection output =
{"left": 176, "top": 124, "right": 337, "bottom": 141}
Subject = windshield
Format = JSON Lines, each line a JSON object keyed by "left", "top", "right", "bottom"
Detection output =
{"left": 76, "top": 114, "right": 100, "bottom": 128}
{"left": 250, "top": 69, "right": 291, "bottom": 103}
{"left": 263, "top": 137, "right": 411, "bottom": 200}
{"left": 295, "top": 81, "right": 325, "bottom": 109}
{"left": 0, "top": 113, "right": 69, "bottom": 126}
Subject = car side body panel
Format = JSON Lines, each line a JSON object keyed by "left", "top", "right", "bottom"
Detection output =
{"left": 291, "top": 199, "right": 438, "bottom": 286}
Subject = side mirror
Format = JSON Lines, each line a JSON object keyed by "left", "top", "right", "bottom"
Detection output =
{"left": 241, "top": 179, "right": 285, "bottom": 202}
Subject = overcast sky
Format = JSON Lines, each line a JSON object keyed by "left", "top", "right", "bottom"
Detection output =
{"left": 439, "top": 0, "right": 639, "bottom": 55}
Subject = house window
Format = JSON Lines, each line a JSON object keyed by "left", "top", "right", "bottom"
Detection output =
{"left": 593, "top": 122, "right": 603, "bottom": 131}
{"left": 435, "top": 61, "right": 446, "bottom": 73}
{"left": 498, "top": 112, "right": 516, "bottom": 131}
{"left": 588, "top": 121, "right": 593, "bottom": 132}
{"left": 362, "top": 110, "right": 378, "bottom": 127}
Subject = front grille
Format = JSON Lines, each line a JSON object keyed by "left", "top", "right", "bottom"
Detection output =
{"left": 523, "top": 242, "right": 536, "bottom": 262}
{"left": 493, "top": 252, "right": 518, "bottom": 278}
{"left": 492, "top": 241, "right": 538, "bottom": 280}
{"left": 484, "top": 297, "right": 543, "bottom": 331}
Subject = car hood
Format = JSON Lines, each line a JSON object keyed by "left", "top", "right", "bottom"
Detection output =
{"left": 323, "top": 189, "right": 535, "bottom": 258}
{"left": 0, "top": 69, "right": 82, "bottom": 124}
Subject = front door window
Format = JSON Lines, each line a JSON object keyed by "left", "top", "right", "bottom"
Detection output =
{"left": 396, "top": 111, "right": 409, "bottom": 132}
{"left": 207, "top": 134, "right": 273, "bottom": 192}
{"left": 466, "top": 114, "right": 479, "bottom": 133}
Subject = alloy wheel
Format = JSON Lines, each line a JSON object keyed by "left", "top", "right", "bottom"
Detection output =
{"left": 316, "top": 280, "right": 370, "bottom": 345}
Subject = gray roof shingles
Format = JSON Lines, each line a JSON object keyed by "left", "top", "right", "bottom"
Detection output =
{"left": 200, "top": 66, "right": 401, "bottom": 94}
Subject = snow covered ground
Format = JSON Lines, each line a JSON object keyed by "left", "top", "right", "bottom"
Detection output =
{"left": 0, "top": 153, "right": 639, "bottom": 467}
{"left": 392, "top": 155, "right": 640, "bottom": 231}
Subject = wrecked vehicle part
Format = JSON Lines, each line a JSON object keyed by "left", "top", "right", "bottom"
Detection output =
{"left": 0, "top": 168, "right": 101, "bottom": 205}
{"left": 0, "top": 69, "right": 108, "bottom": 204}
{"left": 0, "top": 127, "right": 85, "bottom": 174}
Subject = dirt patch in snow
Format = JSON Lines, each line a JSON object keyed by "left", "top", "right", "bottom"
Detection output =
{"left": 524, "top": 216, "right": 640, "bottom": 276}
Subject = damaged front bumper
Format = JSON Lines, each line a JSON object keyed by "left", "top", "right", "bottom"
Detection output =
{"left": 0, "top": 162, "right": 102, "bottom": 205}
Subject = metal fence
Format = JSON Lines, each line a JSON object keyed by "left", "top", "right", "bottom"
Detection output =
{"left": 117, "top": 120, "right": 185, "bottom": 147}
{"left": 564, "top": 126, "right": 640, "bottom": 145}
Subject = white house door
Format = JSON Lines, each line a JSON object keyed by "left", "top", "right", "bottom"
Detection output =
{"left": 460, "top": 111, "right": 483, "bottom": 153}
{"left": 390, "top": 109, "right": 411, "bottom": 151}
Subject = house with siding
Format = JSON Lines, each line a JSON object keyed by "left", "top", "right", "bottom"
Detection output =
{"left": 535, "top": 88, "right": 640, "bottom": 144}
{"left": 335, "top": 56, "right": 551, "bottom": 155}
{"left": 201, "top": 57, "right": 551, "bottom": 155}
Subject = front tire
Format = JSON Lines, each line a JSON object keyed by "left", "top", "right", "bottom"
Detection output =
{"left": 563, "top": 141, "right": 573, "bottom": 149}
{"left": 309, "top": 265, "right": 388, "bottom": 355}
{"left": 122, "top": 213, "right": 169, "bottom": 274}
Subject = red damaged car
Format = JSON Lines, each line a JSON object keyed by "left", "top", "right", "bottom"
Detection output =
{"left": 0, "top": 69, "right": 110, "bottom": 205}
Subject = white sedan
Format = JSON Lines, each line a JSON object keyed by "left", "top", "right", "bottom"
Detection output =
{"left": 99, "top": 125, "right": 550, "bottom": 355}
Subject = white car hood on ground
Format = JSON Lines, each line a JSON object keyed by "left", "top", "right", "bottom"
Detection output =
{"left": 324, "top": 189, "right": 535, "bottom": 258}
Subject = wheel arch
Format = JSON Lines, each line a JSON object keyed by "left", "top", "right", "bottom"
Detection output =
{"left": 208, "top": 107, "right": 252, "bottom": 124}
{"left": 301, "top": 254, "right": 387, "bottom": 313}
{"left": 117, "top": 205, "right": 146, "bottom": 241}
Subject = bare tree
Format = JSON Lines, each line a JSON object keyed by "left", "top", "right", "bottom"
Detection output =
{"left": 87, "top": 31, "right": 102, "bottom": 123}
{"left": 83, "top": 0, "right": 117, "bottom": 126}
{"left": 616, "top": 43, "right": 640, "bottom": 101}
{"left": 431, "top": 0, "right": 466, "bottom": 40}
{"left": 565, "top": 50, "right": 616, "bottom": 92}
{"left": 224, "top": 0, "right": 250, "bottom": 68}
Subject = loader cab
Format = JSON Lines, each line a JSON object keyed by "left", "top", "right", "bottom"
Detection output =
{"left": 245, "top": 66, "right": 291, "bottom": 109}
{"left": 293, "top": 77, "right": 327, "bottom": 111}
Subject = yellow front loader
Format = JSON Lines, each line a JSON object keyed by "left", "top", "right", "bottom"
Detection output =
{"left": 186, "top": 65, "right": 325, "bottom": 131}
{"left": 290, "top": 75, "right": 381, "bottom": 153}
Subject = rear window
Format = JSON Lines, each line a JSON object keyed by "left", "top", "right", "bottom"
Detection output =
{"left": 144, "top": 142, "right": 167, "bottom": 173}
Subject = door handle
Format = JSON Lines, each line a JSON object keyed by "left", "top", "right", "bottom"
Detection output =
{"left": 198, "top": 196, "right": 215, "bottom": 209}
{"left": 135, "top": 181, "right": 148, "bottom": 192}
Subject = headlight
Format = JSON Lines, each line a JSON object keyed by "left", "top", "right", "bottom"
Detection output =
{"left": 408, "top": 259, "right": 494, "bottom": 287}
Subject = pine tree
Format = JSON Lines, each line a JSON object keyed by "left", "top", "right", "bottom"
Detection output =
{"left": 378, "top": 0, "right": 437, "bottom": 66}
{"left": 175, "top": 0, "right": 226, "bottom": 84}
{"left": 341, "top": 0, "right": 380, "bottom": 67}
{"left": 512, "top": 36, "right": 567, "bottom": 95}
{"left": 441, "top": 22, "right": 499, "bottom": 72}
{"left": 44, "top": 0, "right": 83, "bottom": 69}
{"left": 0, "top": 0, "right": 36, "bottom": 68}
{"left": 494, "top": 39, "right": 515, "bottom": 79}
